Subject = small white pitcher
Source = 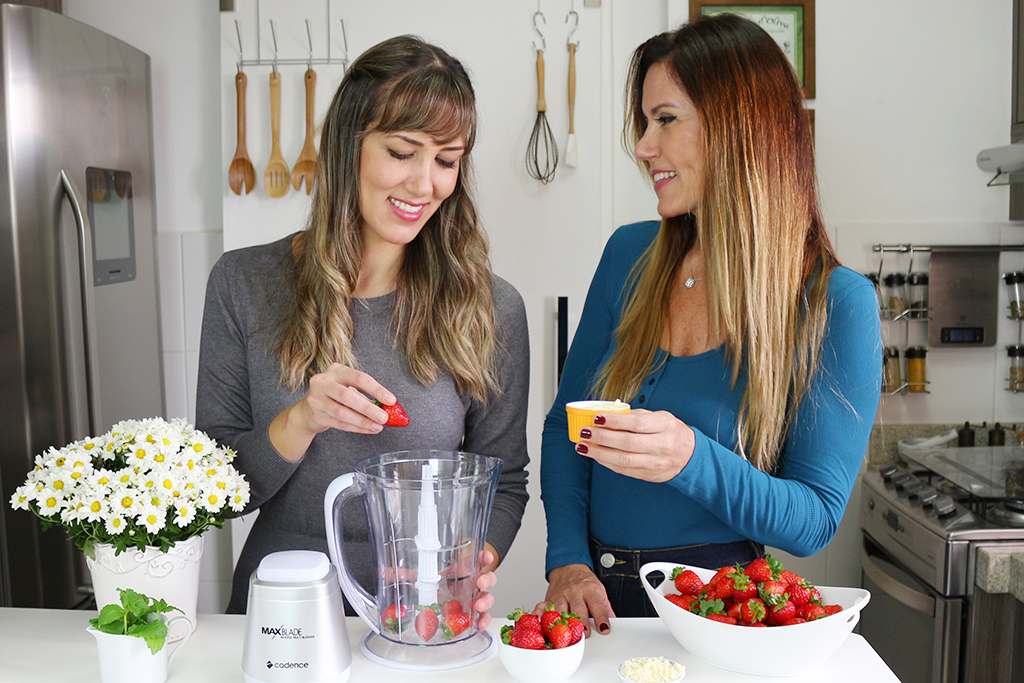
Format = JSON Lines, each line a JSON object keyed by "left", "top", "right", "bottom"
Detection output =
{"left": 88, "top": 615, "right": 193, "bottom": 683}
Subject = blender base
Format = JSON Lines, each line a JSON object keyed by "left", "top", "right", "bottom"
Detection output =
{"left": 359, "top": 630, "right": 496, "bottom": 670}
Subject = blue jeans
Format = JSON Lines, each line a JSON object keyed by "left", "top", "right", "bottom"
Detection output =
{"left": 588, "top": 536, "right": 765, "bottom": 617}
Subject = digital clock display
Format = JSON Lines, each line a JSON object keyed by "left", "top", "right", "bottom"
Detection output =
{"left": 940, "top": 327, "right": 984, "bottom": 344}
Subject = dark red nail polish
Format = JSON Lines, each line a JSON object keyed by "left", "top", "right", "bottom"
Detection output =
{"left": 593, "top": 415, "right": 606, "bottom": 425}
{"left": 598, "top": 623, "right": 609, "bottom": 633}
{"left": 580, "top": 428, "right": 591, "bottom": 439}
{"left": 576, "top": 443, "right": 589, "bottom": 455}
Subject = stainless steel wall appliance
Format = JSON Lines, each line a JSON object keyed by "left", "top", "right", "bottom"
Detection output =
{"left": 0, "top": 5, "right": 164, "bottom": 609}
{"left": 860, "top": 445, "right": 1024, "bottom": 683}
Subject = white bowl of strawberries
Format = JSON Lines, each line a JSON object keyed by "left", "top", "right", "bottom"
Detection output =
{"left": 640, "top": 556, "right": 870, "bottom": 677}
{"left": 498, "top": 607, "right": 586, "bottom": 683}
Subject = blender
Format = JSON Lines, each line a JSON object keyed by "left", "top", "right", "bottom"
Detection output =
{"left": 323, "top": 450, "right": 502, "bottom": 670}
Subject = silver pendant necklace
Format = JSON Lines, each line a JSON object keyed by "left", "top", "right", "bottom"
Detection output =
{"left": 684, "top": 275, "right": 703, "bottom": 288}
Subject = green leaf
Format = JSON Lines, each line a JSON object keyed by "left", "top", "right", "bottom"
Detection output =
{"left": 95, "top": 604, "right": 126, "bottom": 628}
{"left": 119, "top": 588, "right": 149, "bottom": 616}
{"left": 127, "top": 619, "right": 167, "bottom": 642}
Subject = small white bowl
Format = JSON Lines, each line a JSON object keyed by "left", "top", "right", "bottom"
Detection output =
{"left": 498, "top": 633, "right": 585, "bottom": 683}
{"left": 640, "top": 562, "right": 871, "bottom": 677}
{"left": 618, "top": 656, "right": 685, "bottom": 683}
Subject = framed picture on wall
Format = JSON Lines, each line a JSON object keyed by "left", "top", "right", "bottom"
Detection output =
{"left": 689, "top": 0, "right": 815, "bottom": 99}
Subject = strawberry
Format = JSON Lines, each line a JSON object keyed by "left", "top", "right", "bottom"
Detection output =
{"left": 540, "top": 606, "right": 562, "bottom": 632}
{"left": 779, "top": 570, "right": 804, "bottom": 585}
{"left": 373, "top": 399, "right": 410, "bottom": 427}
{"left": 759, "top": 579, "right": 788, "bottom": 602}
{"left": 705, "top": 577, "right": 734, "bottom": 601}
{"left": 565, "top": 614, "right": 585, "bottom": 644}
{"left": 548, "top": 622, "right": 575, "bottom": 648}
{"left": 744, "top": 555, "right": 782, "bottom": 583}
{"left": 382, "top": 602, "right": 408, "bottom": 633}
{"left": 781, "top": 617, "right": 807, "bottom": 626}
{"left": 415, "top": 604, "right": 439, "bottom": 641}
{"left": 706, "top": 613, "right": 738, "bottom": 625}
{"left": 822, "top": 604, "right": 843, "bottom": 615}
{"left": 787, "top": 582, "right": 812, "bottom": 607}
{"left": 671, "top": 568, "right": 704, "bottom": 596}
{"left": 442, "top": 611, "right": 471, "bottom": 640}
{"left": 665, "top": 593, "right": 696, "bottom": 610}
{"left": 730, "top": 572, "right": 758, "bottom": 602}
{"left": 745, "top": 621, "right": 768, "bottom": 627}
{"left": 740, "top": 598, "right": 767, "bottom": 624}
{"left": 769, "top": 600, "right": 796, "bottom": 625}
{"left": 802, "top": 604, "right": 828, "bottom": 621}
{"left": 710, "top": 565, "right": 737, "bottom": 585}
{"left": 507, "top": 608, "right": 542, "bottom": 632}
{"left": 509, "top": 627, "right": 546, "bottom": 649}
{"left": 441, "top": 599, "right": 463, "bottom": 618}
{"left": 726, "top": 602, "right": 744, "bottom": 621}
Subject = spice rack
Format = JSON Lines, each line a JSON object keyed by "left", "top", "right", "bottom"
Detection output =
{"left": 872, "top": 245, "right": 930, "bottom": 396}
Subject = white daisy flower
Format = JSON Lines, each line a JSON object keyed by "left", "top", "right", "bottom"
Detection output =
{"left": 200, "top": 487, "right": 226, "bottom": 514}
{"left": 111, "top": 486, "right": 141, "bottom": 517}
{"left": 104, "top": 515, "right": 127, "bottom": 536}
{"left": 173, "top": 502, "right": 196, "bottom": 527}
{"left": 78, "top": 494, "right": 107, "bottom": 523}
{"left": 36, "top": 488, "right": 65, "bottom": 516}
{"left": 9, "top": 483, "right": 36, "bottom": 511}
{"left": 138, "top": 505, "right": 165, "bottom": 534}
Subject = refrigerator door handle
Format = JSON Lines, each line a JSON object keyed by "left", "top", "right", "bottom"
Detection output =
{"left": 60, "top": 169, "right": 102, "bottom": 434}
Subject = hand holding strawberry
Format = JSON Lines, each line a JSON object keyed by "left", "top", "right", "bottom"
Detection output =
{"left": 373, "top": 399, "right": 410, "bottom": 427}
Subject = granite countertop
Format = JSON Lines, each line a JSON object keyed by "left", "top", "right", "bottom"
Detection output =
{"left": 975, "top": 546, "right": 1024, "bottom": 603}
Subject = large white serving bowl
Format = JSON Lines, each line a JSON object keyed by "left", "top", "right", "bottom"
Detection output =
{"left": 640, "top": 561, "right": 871, "bottom": 678}
{"left": 497, "top": 629, "right": 585, "bottom": 683}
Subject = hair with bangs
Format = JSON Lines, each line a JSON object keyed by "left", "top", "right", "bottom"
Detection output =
{"left": 276, "top": 35, "right": 499, "bottom": 404}
{"left": 596, "top": 13, "right": 837, "bottom": 472}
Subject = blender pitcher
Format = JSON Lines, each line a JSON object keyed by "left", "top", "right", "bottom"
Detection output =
{"left": 323, "top": 450, "right": 502, "bottom": 670}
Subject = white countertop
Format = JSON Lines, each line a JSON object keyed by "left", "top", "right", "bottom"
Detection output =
{"left": 0, "top": 608, "right": 899, "bottom": 682}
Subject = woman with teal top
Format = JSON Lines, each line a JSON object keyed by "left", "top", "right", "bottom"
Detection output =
{"left": 538, "top": 14, "right": 881, "bottom": 635}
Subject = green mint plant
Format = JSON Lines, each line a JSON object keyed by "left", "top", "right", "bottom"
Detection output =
{"left": 88, "top": 588, "right": 180, "bottom": 654}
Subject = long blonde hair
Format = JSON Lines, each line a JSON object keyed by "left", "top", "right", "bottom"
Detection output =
{"left": 599, "top": 14, "right": 836, "bottom": 472}
{"left": 276, "top": 35, "right": 499, "bottom": 403}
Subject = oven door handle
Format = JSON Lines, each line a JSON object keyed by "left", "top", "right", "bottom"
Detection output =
{"left": 861, "top": 547, "right": 935, "bottom": 617}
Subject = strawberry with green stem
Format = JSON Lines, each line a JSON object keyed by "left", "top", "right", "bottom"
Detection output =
{"left": 373, "top": 399, "right": 410, "bottom": 427}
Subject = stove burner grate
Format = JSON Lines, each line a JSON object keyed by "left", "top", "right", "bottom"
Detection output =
{"left": 988, "top": 501, "right": 1024, "bottom": 527}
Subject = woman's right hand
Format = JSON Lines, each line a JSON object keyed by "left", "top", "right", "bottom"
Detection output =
{"left": 534, "top": 564, "right": 615, "bottom": 637}
{"left": 269, "top": 363, "right": 394, "bottom": 461}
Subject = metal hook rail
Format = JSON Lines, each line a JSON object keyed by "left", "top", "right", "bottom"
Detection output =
{"left": 234, "top": 0, "right": 348, "bottom": 71}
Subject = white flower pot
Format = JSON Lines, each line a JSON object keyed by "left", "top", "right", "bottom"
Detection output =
{"left": 86, "top": 535, "right": 204, "bottom": 643}
{"left": 88, "top": 614, "right": 192, "bottom": 683}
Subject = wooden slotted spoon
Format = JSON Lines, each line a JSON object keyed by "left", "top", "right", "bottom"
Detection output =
{"left": 264, "top": 70, "right": 290, "bottom": 197}
{"left": 228, "top": 72, "right": 256, "bottom": 195}
{"left": 291, "top": 68, "right": 317, "bottom": 194}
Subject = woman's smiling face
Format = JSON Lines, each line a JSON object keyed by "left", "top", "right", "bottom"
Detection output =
{"left": 633, "top": 61, "right": 705, "bottom": 218}
{"left": 358, "top": 130, "right": 464, "bottom": 250}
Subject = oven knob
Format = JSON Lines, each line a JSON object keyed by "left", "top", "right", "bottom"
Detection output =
{"left": 918, "top": 487, "right": 938, "bottom": 504}
{"left": 879, "top": 464, "right": 900, "bottom": 480}
{"left": 933, "top": 495, "right": 957, "bottom": 517}
{"left": 891, "top": 471, "right": 912, "bottom": 486}
{"left": 903, "top": 479, "right": 924, "bottom": 495}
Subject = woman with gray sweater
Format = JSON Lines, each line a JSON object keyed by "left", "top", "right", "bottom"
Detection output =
{"left": 196, "top": 36, "right": 530, "bottom": 624}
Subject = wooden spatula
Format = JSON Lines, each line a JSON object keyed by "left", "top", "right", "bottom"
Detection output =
{"left": 228, "top": 72, "right": 256, "bottom": 195}
{"left": 291, "top": 68, "right": 317, "bottom": 194}
{"left": 264, "top": 71, "right": 289, "bottom": 197}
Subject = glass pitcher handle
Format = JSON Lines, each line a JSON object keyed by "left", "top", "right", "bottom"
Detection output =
{"left": 323, "top": 473, "right": 379, "bottom": 633}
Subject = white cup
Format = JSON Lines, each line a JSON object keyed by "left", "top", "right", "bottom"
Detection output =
{"left": 88, "top": 614, "right": 193, "bottom": 683}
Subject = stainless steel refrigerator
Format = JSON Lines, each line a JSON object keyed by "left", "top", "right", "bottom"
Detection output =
{"left": 0, "top": 4, "right": 164, "bottom": 609}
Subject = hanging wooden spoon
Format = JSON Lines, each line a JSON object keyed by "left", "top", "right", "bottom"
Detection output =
{"left": 228, "top": 72, "right": 256, "bottom": 195}
{"left": 264, "top": 70, "right": 290, "bottom": 197}
{"left": 291, "top": 68, "right": 317, "bottom": 194}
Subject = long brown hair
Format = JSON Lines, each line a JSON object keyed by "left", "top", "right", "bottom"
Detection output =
{"left": 277, "top": 35, "right": 499, "bottom": 403}
{"left": 600, "top": 14, "right": 836, "bottom": 471}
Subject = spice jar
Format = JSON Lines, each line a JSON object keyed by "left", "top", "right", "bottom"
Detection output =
{"left": 881, "top": 346, "right": 901, "bottom": 393}
{"left": 1009, "top": 345, "right": 1024, "bottom": 391}
{"left": 908, "top": 272, "right": 929, "bottom": 319}
{"left": 883, "top": 273, "right": 907, "bottom": 319}
{"left": 905, "top": 346, "right": 927, "bottom": 392}
{"left": 1006, "top": 272, "right": 1024, "bottom": 319}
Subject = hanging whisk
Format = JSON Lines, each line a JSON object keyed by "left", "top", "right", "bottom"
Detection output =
{"left": 526, "top": 11, "right": 558, "bottom": 184}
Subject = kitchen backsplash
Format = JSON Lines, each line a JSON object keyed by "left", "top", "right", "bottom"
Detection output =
{"left": 868, "top": 422, "right": 1023, "bottom": 468}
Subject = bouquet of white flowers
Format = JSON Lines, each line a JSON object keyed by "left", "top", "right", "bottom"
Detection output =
{"left": 9, "top": 417, "right": 249, "bottom": 557}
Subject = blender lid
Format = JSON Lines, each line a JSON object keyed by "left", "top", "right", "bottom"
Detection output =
{"left": 256, "top": 550, "right": 331, "bottom": 582}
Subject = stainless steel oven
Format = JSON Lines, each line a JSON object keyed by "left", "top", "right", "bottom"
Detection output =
{"left": 860, "top": 447, "right": 1024, "bottom": 683}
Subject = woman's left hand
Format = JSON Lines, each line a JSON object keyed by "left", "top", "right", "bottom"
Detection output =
{"left": 472, "top": 546, "right": 499, "bottom": 630}
{"left": 574, "top": 409, "right": 697, "bottom": 483}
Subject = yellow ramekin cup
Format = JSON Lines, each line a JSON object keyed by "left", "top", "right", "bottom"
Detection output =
{"left": 565, "top": 400, "right": 631, "bottom": 443}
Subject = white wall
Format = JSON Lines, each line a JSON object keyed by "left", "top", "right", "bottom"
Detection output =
{"left": 65, "top": 0, "right": 1023, "bottom": 615}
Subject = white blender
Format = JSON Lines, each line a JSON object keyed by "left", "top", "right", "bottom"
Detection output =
{"left": 323, "top": 450, "right": 503, "bottom": 670}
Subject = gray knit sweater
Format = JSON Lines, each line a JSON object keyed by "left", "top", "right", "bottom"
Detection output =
{"left": 195, "top": 234, "right": 530, "bottom": 614}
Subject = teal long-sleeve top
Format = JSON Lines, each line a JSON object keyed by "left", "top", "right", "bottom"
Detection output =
{"left": 541, "top": 221, "right": 882, "bottom": 575}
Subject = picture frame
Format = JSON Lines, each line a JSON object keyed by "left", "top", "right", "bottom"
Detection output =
{"left": 689, "top": 0, "right": 815, "bottom": 99}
